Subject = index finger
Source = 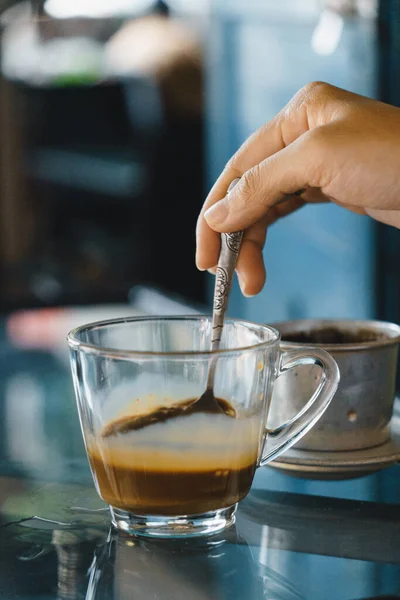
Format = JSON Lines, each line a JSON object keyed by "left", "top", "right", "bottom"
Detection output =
{"left": 195, "top": 120, "right": 282, "bottom": 270}
{"left": 195, "top": 102, "right": 310, "bottom": 271}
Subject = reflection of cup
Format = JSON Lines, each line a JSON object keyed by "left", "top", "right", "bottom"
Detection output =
{"left": 68, "top": 316, "right": 339, "bottom": 538}
{"left": 270, "top": 319, "right": 400, "bottom": 451}
{"left": 86, "top": 528, "right": 304, "bottom": 600}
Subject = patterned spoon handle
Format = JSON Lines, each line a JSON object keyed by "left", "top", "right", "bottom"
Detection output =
{"left": 211, "top": 178, "right": 243, "bottom": 350}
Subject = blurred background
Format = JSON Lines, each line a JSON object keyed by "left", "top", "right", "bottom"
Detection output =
{"left": 0, "top": 0, "right": 398, "bottom": 323}
{"left": 2, "top": 4, "right": 400, "bottom": 598}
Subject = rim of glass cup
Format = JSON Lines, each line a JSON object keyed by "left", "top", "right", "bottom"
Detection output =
{"left": 67, "top": 315, "right": 280, "bottom": 359}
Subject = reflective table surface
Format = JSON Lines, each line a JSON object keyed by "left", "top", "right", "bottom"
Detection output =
{"left": 1, "top": 306, "right": 400, "bottom": 600}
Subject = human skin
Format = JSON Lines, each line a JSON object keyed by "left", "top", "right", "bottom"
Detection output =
{"left": 196, "top": 82, "right": 400, "bottom": 297}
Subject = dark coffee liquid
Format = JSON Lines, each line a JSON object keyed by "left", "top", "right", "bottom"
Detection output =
{"left": 88, "top": 452, "right": 256, "bottom": 515}
{"left": 88, "top": 398, "right": 258, "bottom": 516}
{"left": 281, "top": 327, "right": 386, "bottom": 345}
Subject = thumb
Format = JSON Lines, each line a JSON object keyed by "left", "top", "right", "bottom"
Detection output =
{"left": 204, "top": 131, "right": 324, "bottom": 232}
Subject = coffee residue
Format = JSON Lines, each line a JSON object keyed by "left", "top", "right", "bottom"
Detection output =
{"left": 281, "top": 327, "right": 387, "bottom": 345}
{"left": 101, "top": 397, "right": 235, "bottom": 437}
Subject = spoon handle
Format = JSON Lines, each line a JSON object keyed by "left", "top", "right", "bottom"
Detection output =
{"left": 211, "top": 178, "right": 243, "bottom": 351}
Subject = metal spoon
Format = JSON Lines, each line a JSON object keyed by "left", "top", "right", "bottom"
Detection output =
{"left": 101, "top": 178, "right": 243, "bottom": 437}
{"left": 194, "top": 178, "right": 243, "bottom": 415}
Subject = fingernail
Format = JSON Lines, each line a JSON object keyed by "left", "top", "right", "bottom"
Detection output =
{"left": 195, "top": 254, "right": 205, "bottom": 271}
{"left": 208, "top": 267, "right": 216, "bottom": 275}
{"left": 237, "top": 271, "right": 247, "bottom": 295}
{"left": 204, "top": 200, "right": 229, "bottom": 226}
{"left": 237, "top": 271, "right": 256, "bottom": 298}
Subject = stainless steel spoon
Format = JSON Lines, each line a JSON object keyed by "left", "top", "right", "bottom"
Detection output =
{"left": 196, "top": 178, "right": 243, "bottom": 415}
{"left": 102, "top": 178, "right": 243, "bottom": 437}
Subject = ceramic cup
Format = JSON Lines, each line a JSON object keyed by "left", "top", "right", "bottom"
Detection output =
{"left": 268, "top": 319, "right": 400, "bottom": 452}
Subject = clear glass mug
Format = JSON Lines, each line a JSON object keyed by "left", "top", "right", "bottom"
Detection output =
{"left": 68, "top": 316, "right": 339, "bottom": 538}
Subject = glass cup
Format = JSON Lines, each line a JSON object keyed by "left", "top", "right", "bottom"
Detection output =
{"left": 68, "top": 316, "right": 339, "bottom": 538}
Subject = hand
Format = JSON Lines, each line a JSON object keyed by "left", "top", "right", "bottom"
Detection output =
{"left": 196, "top": 82, "right": 400, "bottom": 296}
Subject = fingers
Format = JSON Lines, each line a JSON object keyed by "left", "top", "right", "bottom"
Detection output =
{"left": 196, "top": 81, "right": 344, "bottom": 292}
{"left": 235, "top": 216, "right": 268, "bottom": 296}
{"left": 195, "top": 103, "right": 310, "bottom": 271}
{"left": 195, "top": 82, "right": 330, "bottom": 271}
{"left": 197, "top": 183, "right": 328, "bottom": 293}
{"left": 233, "top": 191, "right": 327, "bottom": 295}
{"left": 206, "top": 195, "right": 313, "bottom": 296}
{"left": 199, "top": 188, "right": 327, "bottom": 292}
{"left": 236, "top": 239, "right": 265, "bottom": 297}
{"left": 203, "top": 130, "right": 329, "bottom": 233}
{"left": 196, "top": 81, "right": 351, "bottom": 269}
{"left": 195, "top": 173, "right": 240, "bottom": 271}
{"left": 204, "top": 217, "right": 268, "bottom": 296}
{"left": 195, "top": 215, "right": 220, "bottom": 271}
{"left": 263, "top": 195, "right": 306, "bottom": 227}
{"left": 195, "top": 119, "right": 284, "bottom": 271}
{"left": 234, "top": 197, "right": 303, "bottom": 296}
{"left": 195, "top": 171, "right": 238, "bottom": 271}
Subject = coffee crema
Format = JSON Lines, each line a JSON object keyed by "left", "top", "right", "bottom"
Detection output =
{"left": 88, "top": 398, "right": 259, "bottom": 516}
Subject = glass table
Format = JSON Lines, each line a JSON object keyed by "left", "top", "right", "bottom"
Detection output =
{"left": 1, "top": 306, "right": 400, "bottom": 600}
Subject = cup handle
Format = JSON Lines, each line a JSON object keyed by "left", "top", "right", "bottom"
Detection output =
{"left": 259, "top": 348, "right": 340, "bottom": 466}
